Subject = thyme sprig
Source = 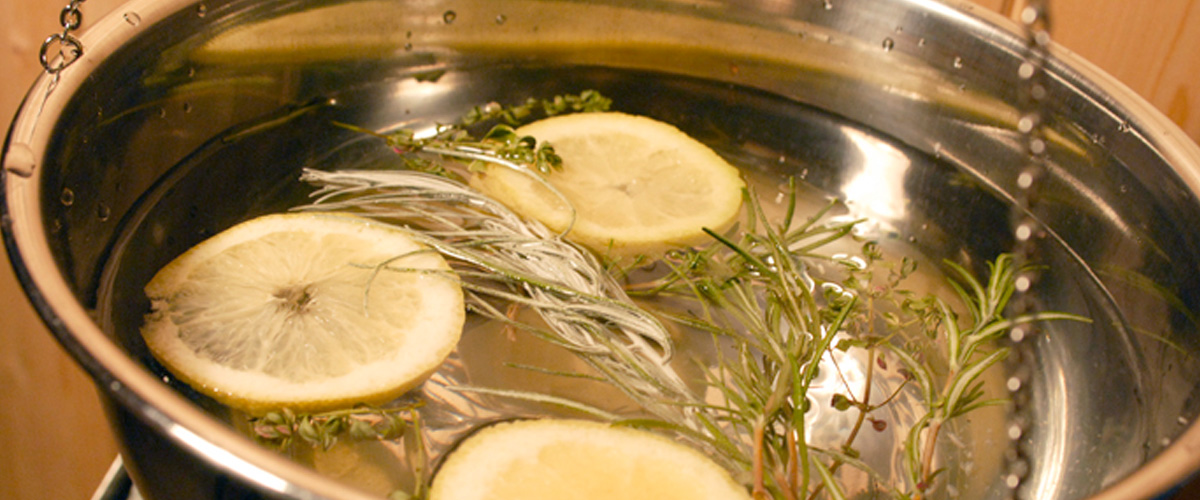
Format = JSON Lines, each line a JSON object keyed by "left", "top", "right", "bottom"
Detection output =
{"left": 277, "top": 95, "right": 1090, "bottom": 500}
{"left": 338, "top": 89, "right": 610, "bottom": 179}
{"left": 249, "top": 404, "right": 414, "bottom": 450}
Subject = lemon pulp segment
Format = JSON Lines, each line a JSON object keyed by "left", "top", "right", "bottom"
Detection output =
{"left": 429, "top": 419, "right": 751, "bottom": 500}
{"left": 141, "top": 212, "right": 464, "bottom": 413}
{"left": 472, "top": 112, "right": 744, "bottom": 259}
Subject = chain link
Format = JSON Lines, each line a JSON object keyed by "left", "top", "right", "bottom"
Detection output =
{"left": 40, "top": 0, "right": 88, "bottom": 73}
{"left": 1004, "top": 1, "right": 1052, "bottom": 498}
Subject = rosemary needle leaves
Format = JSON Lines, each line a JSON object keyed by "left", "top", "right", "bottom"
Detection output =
{"left": 281, "top": 92, "right": 1087, "bottom": 500}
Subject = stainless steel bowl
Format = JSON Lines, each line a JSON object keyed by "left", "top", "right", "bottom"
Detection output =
{"left": 5, "top": 0, "right": 1200, "bottom": 498}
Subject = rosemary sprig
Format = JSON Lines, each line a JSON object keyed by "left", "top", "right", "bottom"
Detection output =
{"left": 641, "top": 182, "right": 1089, "bottom": 499}
{"left": 278, "top": 94, "right": 1089, "bottom": 500}
{"left": 891, "top": 255, "right": 1089, "bottom": 496}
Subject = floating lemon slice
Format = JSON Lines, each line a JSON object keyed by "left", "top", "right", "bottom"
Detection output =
{"left": 472, "top": 112, "right": 745, "bottom": 260}
{"left": 429, "top": 419, "right": 751, "bottom": 500}
{"left": 140, "top": 212, "right": 464, "bottom": 414}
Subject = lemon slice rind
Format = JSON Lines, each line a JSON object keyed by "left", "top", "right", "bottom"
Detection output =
{"left": 472, "top": 112, "right": 744, "bottom": 259}
{"left": 429, "top": 419, "right": 751, "bottom": 500}
{"left": 141, "top": 212, "right": 464, "bottom": 414}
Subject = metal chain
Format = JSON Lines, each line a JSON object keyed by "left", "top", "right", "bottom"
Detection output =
{"left": 40, "top": 0, "right": 88, "bottom": 73}
{"left": 1004, "top": 0, "right": 1052, "bottom": 498}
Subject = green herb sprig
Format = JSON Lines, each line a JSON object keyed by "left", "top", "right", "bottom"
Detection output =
{"left": 249, "top": 404, "right": 413, "bottom": 450}
{"left": 283, "top": 93, "right": 1091, "bottom": 500}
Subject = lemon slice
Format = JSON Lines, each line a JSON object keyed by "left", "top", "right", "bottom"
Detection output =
{"left": 472, "top": 112, "right": 745, "bottom": 259}
{"left": 140, "top": 212, "right": 464, "bottom": 414}
{"left": 428, "top": 419, "right": 751, "bottom": 500}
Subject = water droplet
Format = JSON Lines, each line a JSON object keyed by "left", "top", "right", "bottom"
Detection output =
{"left": 158, "top": 107, "right": 167, "bottom": 118}
{"left": 60, "top": 188, "right": 75, "bottom": 206}
{"left": 1117, "top": 120, "right": 1131, "bottom": 133}
{"left": 406, "top": 30, "right": 413, "bottom": 39}
{"left": 917, "top": 38, "right": 926, "bottom": 47}
{"left": 495, "top": 14, "right": 507, "bottom": 25}
{"left": 182, "top": 102, "right": 193, "bottom": 114}
{"left": 196, "top": 3, "right": 207, "bottom": 17}
{"left": 823, "top": 0, "right": 833, "bottom": 10}
{"left": 1018, "top": 62, "right": 1035, "bottom": 80}
{"left": 404, "top": 42, "right": 413, "bottom": 51}
{"left": 443, "top": 10, "right": 457, "bottom": 24}
{"left": 1119, "top": 184, "right": 1129, "bottom": 194}
{"left": 187, "top": 66, "right": 196, "bottom": 78}
{"left": 123, "top": 12, "right": 141, "bottom": 26}
{"left": 97, "top": 203, "right": 111, "bottom": 222}
{"left": 953, "top": 56, "right": 963, "bottom": 69}
{"left": 882, "top": 38, "right": 894, "bottom": 51}
{"left": 1178, "top": 416, "right": 1189, "bottom": 426}
{"left": 1017, "top": 172, "right": 1034, "bottom": 189}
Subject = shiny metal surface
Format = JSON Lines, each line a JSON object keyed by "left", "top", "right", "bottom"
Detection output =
{"left": 5, "top": 0, "right": 1200, "bottom": 499}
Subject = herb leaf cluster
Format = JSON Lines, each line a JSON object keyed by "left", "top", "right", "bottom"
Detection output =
{"left": 258, "top": 91, "right": 1087, "bottom": 500}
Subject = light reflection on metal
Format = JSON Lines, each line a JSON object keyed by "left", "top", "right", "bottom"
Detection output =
{"left": 167, "top": 425, "right": 291, "bottom": 494}
{"left": 839, "top": 126, "right": 912, "bottom": 234}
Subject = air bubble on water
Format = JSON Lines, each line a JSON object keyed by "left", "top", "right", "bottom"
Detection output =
{"left": 1117, "top": 120, "right": 1131, "bottom": 133}
{"left": 1119, "top": 184, "right": 1129, "bottom": 194}
{"left": 97, "top": 204, "right": 111, "bottom": 222}
{"left": 123, "top": 12, "right": 141, "bottom": 26}
{"left": 187, "top": 66, "right": 196, "bottom": 78}
{"left": 404, "top": 43, "right": 414, "bottom": 51}
{"left": 495, "top": 14, "right": 507, "bottom": 25}
{"left": 60, "top": 188, "right": 75, "bottom": 207}
{"left": 158, "top": 107, "right": 167, "bottom": 118}
{"left": 183, "top": 102, "right": 193, "bottom": 114}
{"left": 823, "top": 0, "right": 833, "bottom": 10}
{"left": 196, "top": 3, "right": 207, "bottom": 17}
{"left": 917, "top": 38, "right": 926, "bottom": 47}
{"left": 443, "top": 10, "right": 457, "bottom": 24}
{"left": 882, "top": 38, "right": 894, "bottom": 51}
{"left": 953, "top": 56, "right": 963, "bottom": 69}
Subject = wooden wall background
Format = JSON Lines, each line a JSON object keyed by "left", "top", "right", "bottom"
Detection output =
{"left": 1, "top": 1, "right": 1197, "bottom": 499}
